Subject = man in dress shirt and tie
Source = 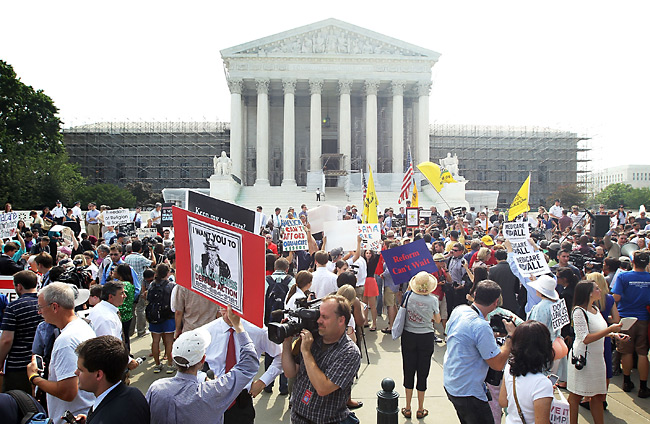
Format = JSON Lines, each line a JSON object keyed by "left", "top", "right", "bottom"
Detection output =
{"left": 201, "top": 306, "right": 283, "bottom": 424}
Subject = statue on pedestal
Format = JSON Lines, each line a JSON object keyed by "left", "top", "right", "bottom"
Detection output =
{"left": 440, "top": 153, "right": 460, "bottom": 178}
{"left": 213, "top": 151, "right": 232, "bottom": 176}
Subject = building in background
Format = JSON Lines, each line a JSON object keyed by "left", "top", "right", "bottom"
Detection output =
{"left": 588, "top": 164, "right": 650, "bottom": 194}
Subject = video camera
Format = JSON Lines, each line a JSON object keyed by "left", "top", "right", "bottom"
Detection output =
{"left": 268, "top": 298, "right": 321, "bottom": 344}
{"left": 58, "top": 260, "right": 93, "bottom": 289}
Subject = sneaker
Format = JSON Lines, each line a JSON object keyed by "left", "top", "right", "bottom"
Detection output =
{"left": 166, "top": 365, "right": 176, "bottom": 374}
{"left": 623, "top": 380, "right": 635, "bottom": 392}
{"left": 279, "top": 389, "right": 289, "bottom": 396}
{"left": 639, "top": 387, "right": 650, "bottom": 399}
{"left": 153, "top": 364, "right": 162, "bottom": 373}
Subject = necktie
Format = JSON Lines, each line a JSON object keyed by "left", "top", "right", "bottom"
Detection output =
{"left": 225, "top": 328, "right": 236, "bottom": 372}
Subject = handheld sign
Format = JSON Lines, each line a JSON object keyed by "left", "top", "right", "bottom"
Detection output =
{"left": 0, "top": 212, "right": 20, "bottom": 239}
{"left": 323, "top": 220, "right": 359, "bottom": 252}
{"left": 136, "top": 227, "right": 158, "bottom": 239}
{"left": 103, "top": 209, "right": 131, "bottom": 227}
{"left": 358, "top": 223, "right": 382, "bottom": 252}
{"left": 161, "top": 203, "right": 174, "bottom": 227}
{"left": 513, "top": 251, "right": 551, "bottom": 277}
{"left": 187, "top": 190, "right": 256, "bottom": 233}
{"left": 49, "top": 225, "right": 76, "bottom": 246}
{"left": 173, "top": 206, "right": 265, "bottom": 328}
{"left": 503, "top": 221, "right": 530, "bottom": 241}
{"left": 381, "top": 239, "right": 437, "bottom": 286}
{"left": 504, "top": 221, "right": 549, "bottom": 276}
{"left": 0, "top": 276, "right": 18, "bottom": 303}
{"left": 117, "top": 222, "right": 137, "bottom": 238}
{"left": 406, "top": 208, "right": 419, "bottom": 228}
{"left": 551, "top": 299, "right": 570, "bottom": 332}
{"left": 280, "top": 219, "right": 308, "bottom": 251}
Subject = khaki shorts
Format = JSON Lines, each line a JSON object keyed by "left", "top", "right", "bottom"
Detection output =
{"left": 616, "top": 320, "right": 649, "bottom": 356}
{"left": 355, "top": 286, "right": 365, "bottom": 300}
{"left": 433, "top": 294, "right": 448, "bottom": 320}
{"left": 383, "top": 288, "right": 397, "bottom": 307}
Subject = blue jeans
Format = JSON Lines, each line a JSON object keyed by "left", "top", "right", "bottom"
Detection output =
{"left": 264, "top": 352, "right": 288, "bottom": 393}
{"left": 375, "top": 274, "right": 384, "bottom": 316}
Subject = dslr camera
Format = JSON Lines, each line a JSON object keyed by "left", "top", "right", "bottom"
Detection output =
{"left": 489, "top": 314, "right": 513, "bottom": 335}
{"left": 571, "top": 352, "right": 587, "bottom": 370}
{"left": 268, "top": 298, "right": 321, "bottom": 345}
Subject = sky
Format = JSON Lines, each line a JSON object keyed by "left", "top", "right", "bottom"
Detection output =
{"left": 2, "top": 0, "right": 649, "bottom": 170}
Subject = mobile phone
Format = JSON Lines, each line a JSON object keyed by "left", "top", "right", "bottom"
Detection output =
{"left": 62, "top": 410, "right": 78, "bottom": 424}
{"left": 34, "top": 354, "right": 45, "bottom": 373}
{"left": 548, "top": 374, "right": 559, "bottom": 386}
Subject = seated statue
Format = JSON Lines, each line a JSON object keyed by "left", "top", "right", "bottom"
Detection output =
{"left": 214, "top": 151, "right": 232, "bottom": 176}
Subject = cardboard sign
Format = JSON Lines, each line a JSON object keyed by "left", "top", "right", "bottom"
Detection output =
{"left": 513, "top": 251, "right": 551, "bottom": 277}
{"left": 358, "top": 223, "right": 382, "bottom": 252}
{"left": 104, "top": 209, "right": 131, "bottom": 227}
{"left": 117, "top": 222, "right": 137, "bottom": 237}
{"left": 323, "top": 220, "right": 359, "bottom": 252}
{"left": 136, "top": 227, "right": 158, "bottom": 239}
{"left": 0, "top": 212, "right": 19, "bottom": 239}
{"left": 173, "top": 206, "right": 265, "bottom": 327}
{"left": 161, "top": 203, "right": 174, "bottom": 227}
{"left": 0, "top": 276, "right": 18, "bottom": 303}
{"left": 551, "top": 298, "right": 570, "bottom": 332}
{"left": 503, "top": 221, "right": 530, "bottom": 241}
{"left": 381, "top": 239, "right": 437, "bottom": 286}
{"left": 281, "top": 219, "right": 308, "bottom": 251}
{"left": 406, "top": 208, "right": 419, "bottom": 228}
{"left": 307, "top": 205, "right": 340, "bottom": 234}
{"left": 187, "top": 190, "right": 256, "bottom": 233}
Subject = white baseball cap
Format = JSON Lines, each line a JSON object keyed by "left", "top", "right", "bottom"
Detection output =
{"left": 528, "top": 275, "right": 559, "bottom": 301}
{"left": 172, "top": 328, "right": 211, "bottom": 368}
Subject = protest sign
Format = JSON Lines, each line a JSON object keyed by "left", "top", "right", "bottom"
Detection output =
{"left": 0, "top": 276, "right": 18, "bottom": 303}
{"left": 503, "top": 221, "right": 530, "bottom": 241}
{"left": 161, "top": 203, "right": 174, "bottom": 227}
{"left": 323, "top": 220, "right": 358, "bottom": 252}
{"left": 512, "top": 251, "right": 551, "bottom": 277}
{"left": 103, "top": 209, "right": 131, "bottom": 227}
{"left": 418, "top": 209, "right": 431, "bottom": 218}
{"left": 173, "top": 206, "right": 265, "bottom": 327}
{"left": 117, "top": 222, "right": 137, "bottom": 237}
{"left": 381, "top": 239, "right": 437, "bottom": 286}
{"left": 0, "top": 212, "right": 19, "bottom": 239}
{"left": 509, "top": 239, "right": 535, "bottom": 255}
{"left": 551, "top": 298, "right": 570, "bottom": 333}
{"left": 50, "top": 225, "right": 76, "bottom": 246}
{"left": 358, "top": 223, "right": 382, "bottom": 251}
{"left": 307, "top": 205, "right": 340, "bottom": 234}
{"left": 281, "top": 219, "right": 308, "bottom": 251}
{"left": 136, "top": 227, "right": 158, "bottom": 239}
{"left": 406, "top": 208, "right": 419, "bottom": 228}
{"left": 187, "top": 190, "right": 256, "bottom": 233}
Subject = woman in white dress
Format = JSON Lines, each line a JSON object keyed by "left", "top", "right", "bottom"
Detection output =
{"left": 567, "top": 281, "right": 628, "bottom": 424}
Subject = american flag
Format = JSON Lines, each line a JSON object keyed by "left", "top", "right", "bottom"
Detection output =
{"left": 362, "top": 170, "right": 367, "bottom": 202}
{"left": 399, "top": 148, "right": 414, "bottom": 204}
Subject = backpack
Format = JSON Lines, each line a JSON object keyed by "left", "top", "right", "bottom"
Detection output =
{"left": 145, "top": 280, "right": 173, "bottom": 324}
{"left": 265, "top": 275, "right": 292, "bottom": 325}
{"left": 6, "top": 390, "right": 52, "bottom": 424}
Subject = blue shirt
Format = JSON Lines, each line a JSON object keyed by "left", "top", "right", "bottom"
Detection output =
{"left": 85, "top": 209, "right": 99, "bottom": 224}
{"left": 527, "top": 298, "right": 562, "bottom": 340}
{"left": 100, "top": 259, "right": 141, "bottom": 298}
{"left": 443, "top": 305, "right": 500, "bottom": 401}
{"left": 611, "top": 270, "right": 650, "bottom": 320}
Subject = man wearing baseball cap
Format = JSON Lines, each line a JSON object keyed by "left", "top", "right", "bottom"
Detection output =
{"left": 146, "top": 306, "right": 259, "bottom": 424}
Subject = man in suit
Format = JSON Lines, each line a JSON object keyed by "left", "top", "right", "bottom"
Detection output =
{"left": 73, "top": 335, "right": 149, "bottom": 424}
{"left": 487, "top": 248, "right": 521, "bottom": 317}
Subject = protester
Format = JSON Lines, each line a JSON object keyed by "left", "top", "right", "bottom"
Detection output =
{"left": 147, "top": 263, "right": 176, "bottom": 374}
{"left": 113, "top": 264, "right": 136, "bottom": 353}
{"left": 87, "top": 281, "right": 125, "bottom": 340}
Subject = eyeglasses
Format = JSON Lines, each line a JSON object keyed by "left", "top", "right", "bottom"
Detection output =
{"left": 37, "top": 303, "right": 53, "bottom": 311}
{"left": 452, "top": 249, "right": 462, "bottom": 252}
{"left": 110, "top": 253, "right": 121, "bottom": 257}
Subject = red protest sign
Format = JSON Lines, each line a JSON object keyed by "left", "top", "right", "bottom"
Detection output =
{"left": 0, "top": 276, "right": 18, "bottom": 303}
{"left": 173, "top": 206, "right": 265, "bottom": 328}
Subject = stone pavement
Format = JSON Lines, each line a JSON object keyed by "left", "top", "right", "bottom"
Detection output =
{"left": 129, "top": 316, "right": 650, "bottom": 423}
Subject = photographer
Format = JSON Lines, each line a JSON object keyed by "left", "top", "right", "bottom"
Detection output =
{"left": 282, "top": 295, "right": 361, "bottom": 424}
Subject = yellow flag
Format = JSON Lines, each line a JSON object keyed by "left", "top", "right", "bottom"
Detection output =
{"left": 441, "top": 169, "right": 458, "bottom": 184}
{"left": 362, "top": 165, "right": 378, "bottom": 224}
{"left": 417, "top": 162, "right": 443, "bottom": 192}
{"left": 507, "top": 174, "right": 531, "bottom": 221}
{"left": 411, "top": 179, "right": 419, "bottom": 207}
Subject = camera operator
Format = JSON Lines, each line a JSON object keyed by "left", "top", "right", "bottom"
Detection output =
{"left": 443, "top": 280, "right": 516, "bottom": 424}
{"left": 282, "top": 295, "right": 361, "bottom": 424}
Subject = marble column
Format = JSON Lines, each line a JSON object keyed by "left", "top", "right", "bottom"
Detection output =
{"left": 309, "top": 79, "right": 323, "bottom": 172}
{"left": 417, "top": 81, "right": 432, "bottom": 165}
{"left": 391, "top": 81, "right": 405, "bottom": 173}
{"left": 338, "top": 80, "right": 352, "bottom": 173}
{"left": 365, "top": 80, "right": 379, "bottom": 172}
{"left": 255, "top": 78, "right": 270, "bottom": 186}
{"left": 282, "top": 79, "right": 297, "bottom": 186}
{"left": 227, "top": 78, "right": 243, "bottom": 182}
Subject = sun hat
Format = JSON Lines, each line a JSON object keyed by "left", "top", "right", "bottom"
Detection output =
{"left": 173, "top": 328, "right": 212, "bottom": 368}
{"left": 408, "top": 272, "right": 438, "bottom": 295}
{"left": 527, "top": 275, "right": 559, "bottom": 301}
{"left": 432, "top": 253, "right": 446, "bottom": 262}
{"left": 481, "top": 235, "right": 495, "bottom": 246}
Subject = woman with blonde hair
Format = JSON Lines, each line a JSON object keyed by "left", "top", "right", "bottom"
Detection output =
{"left": 472, "top": 247, "right": 492, "bottom": 270}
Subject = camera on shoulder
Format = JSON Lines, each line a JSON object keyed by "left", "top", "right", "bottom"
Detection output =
{"left": 267, "top": 298, "right": 321, "bottom": 344}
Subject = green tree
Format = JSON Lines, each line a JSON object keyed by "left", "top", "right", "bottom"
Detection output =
{"left": 0, "top": 60, "right": 84, "bottom": 209}
{"left": 125, "top": 181, "right": 163, "bottom": 207}
{"left": 75, "top": 183, "right": 136, "bottom": 209}
{"left": 547, "top": 184, "right": 587, "bottom": 208}
{"left": 624, "top": 187, "right": 650, "bottom": 209}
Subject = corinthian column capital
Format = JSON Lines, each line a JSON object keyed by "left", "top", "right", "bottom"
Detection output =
{"left": 255, "top": 78, "right": 270, "bottom": 94}
{"left": 282, "top": 79, "right": 297, "bottom": 94}
{"left": 227, "top": 78, "right": 243, "bottom": 94}
{"left": 365, "top": 80, "right": 380, "bottom": 96}
{"left": 309, "top": 79, "right": 323, "bottom": 95}
{"left": 338, "top": 80, "right": 353, "bottom": 95}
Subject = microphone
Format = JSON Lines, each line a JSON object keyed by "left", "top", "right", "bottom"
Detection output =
{"left": 135, "top": 356, "right": 147, "bottom": 365}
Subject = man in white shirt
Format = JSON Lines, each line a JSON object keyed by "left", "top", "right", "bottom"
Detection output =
{"left": 71, "top": 201, "right": 83, "bottom": 222}
{"left": 52, "top": 200, "right": 67, "bottom": 225}
{"left": 256, "top": 206, "right": 268, "bottom": 232}
{"left": 312, "top": 251, "right": 339, "bottom": 299}
{"left": 88, "top": 281, "right": 125, "bottom": 339}
{"left": 548, "top": 199, "right": 563, "bottom": 225}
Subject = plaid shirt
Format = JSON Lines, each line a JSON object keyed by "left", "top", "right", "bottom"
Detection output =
{"left": 291, "top": 332, "right": 361, "bottom": 424}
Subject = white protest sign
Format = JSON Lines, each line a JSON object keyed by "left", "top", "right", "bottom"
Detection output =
{"left": 510, "top": 239, "right": 535, "bottom": 255}
{"left": 308, "top": 205, "right": 340, "bottom": 233}
{"left": 419, "top": 210, "right": 432, "bottom": 218}
{"left": 551, "top": 298, "right": 571, "bottom": 332}
{"left": 103, "top": 209, "right": 131, "bottom": 227}
{"left": 513, "top": 251, "right": 551, "bottom": 277}
{"left": 503, "top": 221, "right": 530, "bottom": 241}
{"left": 50, "top": 225, "right": 75, "bottom": 246}
{"left": 0, "top": 212, "right": 19, "bottom": 239}
{"left": 281, "top": 219, "right": 308, "bottom": 251}
{"left": 323, "top": 220, "right": 359, "bottom": 252}
{"left": 137, "top": 227, "right": 158, "bottom": 238}
{"left": 358, "top": 223, "right": 382, "bottom": 252}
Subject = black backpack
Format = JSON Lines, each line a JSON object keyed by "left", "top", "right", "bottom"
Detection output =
{"left": 6, "top": 390, "right": 52, "bottom": 424}
{"left": 265, "top": 275, "right": 292, "bottom": 325}
{"left": 145, "top": 280, "right": 173, "bottom": 324}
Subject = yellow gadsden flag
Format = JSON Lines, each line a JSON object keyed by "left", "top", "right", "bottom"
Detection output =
{"left": 441, "top": 169, "right": 458, "bottom": 184}
{"left": 362, "top": 165, "right": 378, "bottom": 224}
{"left": 417, "top": 162, "right": 444, "bottom": 192}
{"left": 508, "top": 173, "right": 531, "bottom": 221}
{"left": 411, "top": 179, "right": 419, "bottom": 207}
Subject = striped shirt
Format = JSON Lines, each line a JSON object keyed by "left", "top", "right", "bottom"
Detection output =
{"left": 0, "top": 293, "right": 43, "bottom": 371}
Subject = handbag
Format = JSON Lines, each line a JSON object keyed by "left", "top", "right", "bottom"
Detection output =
{"left": 391, "top": 291, "right": 412, "bottom": 340}
{"left": 549, "top": 388, "right": 570, "bottom": 422}
{"left": 512, "top": 375, "right": 527, "bottom": 424}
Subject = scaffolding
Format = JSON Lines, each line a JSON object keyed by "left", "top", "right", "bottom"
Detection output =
{"left": 429, "top": 124, "right": 591, "bottom": 208}
{"left": 63, "top": 121, "right": 230, "bottom": 193}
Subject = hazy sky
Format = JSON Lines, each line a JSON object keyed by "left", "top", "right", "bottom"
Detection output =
{"left": 3, "top": 1, "right": 649, "bottom": 170}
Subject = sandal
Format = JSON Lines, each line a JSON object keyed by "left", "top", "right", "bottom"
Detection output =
{"left": 416, "top": 409, "right": 429, "bottom": 419}
{"left": 369, "top": 327, "right": 377, "bottom": 332}
{"left": 381, "top": 328, "right": 392, "bottom": 334}
{"left": 401, "top": 407, "right": 412, "bottom": 418}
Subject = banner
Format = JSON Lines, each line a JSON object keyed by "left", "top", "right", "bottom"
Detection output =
{"left": 503, "top": 221, "right": 530, "bottom": 241}
{"left": 136, "top": 227, "right": 158, "bottom": 239}
{"left": 551, "top": 298, "right": 570, "bottom": 333}
{"left": 323, "top": 220, "right": 359, "bottom": 252}
{"left": 411, "top": 179, "right": 419, "bottom": 207}
{"left": 280, "top": 219, "right": 308, "bottom": 251}
{"left": 307, "top": 205, "right": 340, "bottom": 234}
{"left": 173, "top": 207, "right": 265, "bottom": 327}
{"left": 103, "top": 209, "right": 131, "bottom": 227}
{"left": 507, "top": 174, "right": 531, "bottom": 221}
{"left": 406, "top": 208, "right": 419, "bottom": 228}
{"left": 161, "top": 203, "right": 174, "bottom": 227}
{"left": 358, "top": 223, "right": 382, "bottom": 252}
{"left": 381, "top": 239, "right": 437, "bottom": 286}
{"left": 0, "top": 276, "right": 18, "bottom": 303}
{"left": 187, "top": 190, "right": 256, "bottom": 233}
{"left": 0, "top": 212, "right": 19, "bottom": 239}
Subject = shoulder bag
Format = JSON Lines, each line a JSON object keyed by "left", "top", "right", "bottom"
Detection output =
{"left": 391, "top": 291, "right": 412, "bottom": 340}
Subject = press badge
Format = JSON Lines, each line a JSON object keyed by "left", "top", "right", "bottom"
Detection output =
{"left": 302, "top": 389, "right": 313, "bottom": 405}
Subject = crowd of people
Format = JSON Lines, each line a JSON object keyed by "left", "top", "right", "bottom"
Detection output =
{"left": 1, "top": 198, "right": 649, "bottom": 424}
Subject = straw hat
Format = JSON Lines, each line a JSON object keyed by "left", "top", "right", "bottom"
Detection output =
{"left": 528, "top": 275, "right": 559, "bottom": 301}
{"left": 432, "top": 253, "right": 446, "bottom": 262}
{"left": 408, "top": 272, "right": 438, "bottom": 295}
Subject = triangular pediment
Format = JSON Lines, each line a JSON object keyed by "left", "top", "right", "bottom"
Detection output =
{"left": 220, "top": 18, "right": 440, "bottom": 60}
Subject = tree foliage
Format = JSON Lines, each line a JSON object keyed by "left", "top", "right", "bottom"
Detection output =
{"left": 125, "top": 181, "right": 163, "bottom": 207}
{"left": 547, "top": 184, "right": 587, "bottom": 208}
{"left": 595, "top": 183, "right": 650, "bottom": 209}
{"left": 75, "top": 183, "right": 136, "bottom": 209}
{"left": 0, "top": 60, "right": 84, "bottom": 209}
